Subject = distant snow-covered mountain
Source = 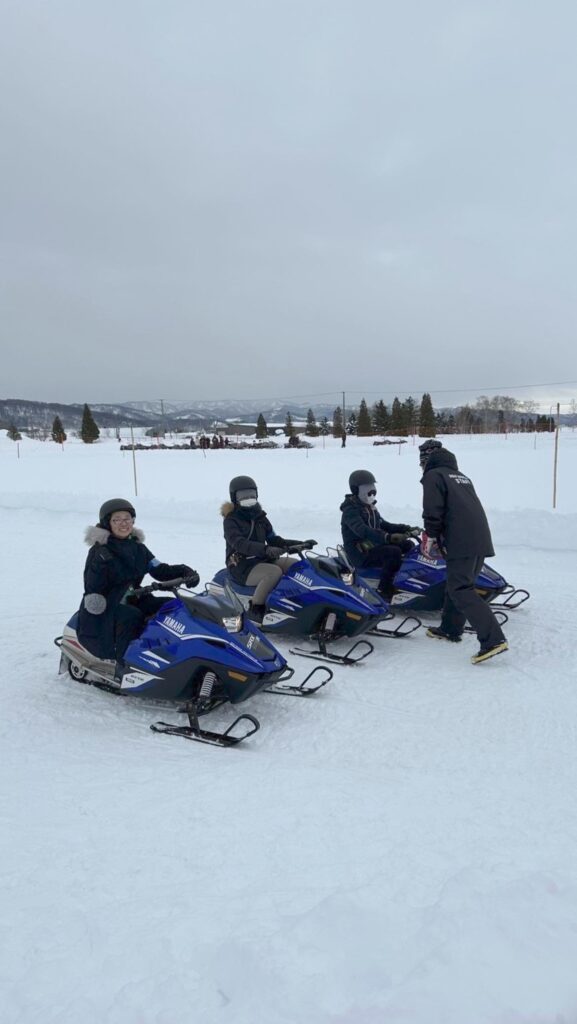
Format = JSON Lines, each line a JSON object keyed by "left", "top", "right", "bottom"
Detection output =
{"left": 0, "top": 397, "right": 338, "bottom": 431}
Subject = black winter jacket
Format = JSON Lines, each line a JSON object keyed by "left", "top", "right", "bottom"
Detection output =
{"left": 221, "top": 502, "right": 295, "bottom": 584}
{"left": 340, "top": 495, "right": 411, "bottom": 568}
{"left": 77, "top": 526, "right": 191, "bottom": 658}
{"left": 422, "top": 450, "right": 494, "bottom": 559}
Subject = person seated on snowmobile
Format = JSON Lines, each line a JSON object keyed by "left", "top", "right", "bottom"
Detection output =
{"left": 221, "top": 476, "right": 317, "bottom": 622}
{"left": 77, "top": 498, "right": 200, "bottom": 662}
{"left": 340, "top": 470, "right": 420, "bottom": 600}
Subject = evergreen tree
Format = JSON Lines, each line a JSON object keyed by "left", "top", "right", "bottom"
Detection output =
{"left": 357, "top": 398, "right": 372, "bottom": 436}
{"left": 418, "top": 393, "right": 436, "bottom": 437}
{"left": 256, "top": 413, "right": 268, "bottom": 439}
{"left": 284, "top": 411, "right": 295, "bottom": 437}
{"left": 80, "top": 404, "right": 100, "bottom": 444}
{"left": 7, "top": 423, "right": 22, "bottom": 441}
{"left": 332, "top": 406, "right": 344, "bottom": 438}
{"left": 51, "top": 415, "right": 67, "bottom": 444}
{"left": 390, "top": 397, "right": 404, "bottom": 435}
{"left": 319, "top": 416, "right": 330, "bottom": 436}
{"left": 346, "top": 411, "right": 357, "bottom": 435}
{"left": 372, "top": 400, "right": 389, "bottom": 435}
{"left": 305, "top": 408, "right": 319, "bottom": 436}
{"left": 401, "top": 396, "right": 416, "bottom": 435}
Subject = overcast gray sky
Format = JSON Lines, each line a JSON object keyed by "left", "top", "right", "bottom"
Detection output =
{"left": 1, "top": 0, "right": 576, "bottom": 408}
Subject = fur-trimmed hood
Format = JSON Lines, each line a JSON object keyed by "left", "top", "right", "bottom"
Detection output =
{"left": 84, "top": 525, "right": 146, "bottom": 546}
{"left": 220, "top": 501, "right": 266, "bottom": 518}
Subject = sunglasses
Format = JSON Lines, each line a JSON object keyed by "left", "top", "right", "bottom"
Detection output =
{"left": 366, "top": 489, "right": 377, "bottom": 497}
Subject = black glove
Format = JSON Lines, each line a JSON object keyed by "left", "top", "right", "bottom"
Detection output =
{"left": 174, "top": 564, "right": 200, "bottom": 586}
{"left": 183, "top": 570, "right": 200, "bottom": 587}
{"left": 407, "top": 526, "right": 422, "bottom": 539}
{"left": 266, "top": 546, "right": 285, "bottom": 560}
{"left": 388, "top": 532, "right": 408, "bottom": 545}
{"left": 302, "top": 539, "right": 318, "bottom": 548}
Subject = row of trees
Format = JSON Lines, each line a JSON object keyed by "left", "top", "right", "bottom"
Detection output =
{"left": 254, "top": 394, "right": 438, "bottom": 438}
{"left": 4, "top": 405, "right": 100, "bottom": 444}
{"left": 4, "top": 396, "right": 566, "bottom": 444}
{"left": 255, "top": 394, "right": 561, "bottom": 438}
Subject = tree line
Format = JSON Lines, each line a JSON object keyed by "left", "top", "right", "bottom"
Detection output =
{"left": 260, "top": 394, "right": 437, "bottom": 438}
{"left": 256, "top": 394, "right": 559, "bottom": 438}
{"left": 4, "top": 395, "right": 561, "bottom": 444}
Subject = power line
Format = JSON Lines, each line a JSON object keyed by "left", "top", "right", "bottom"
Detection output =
{"left": 143, "top": 379, "right": 577, "bottom": 405}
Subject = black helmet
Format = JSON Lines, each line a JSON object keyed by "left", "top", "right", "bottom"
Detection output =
{"left": 229, "top": 475, "right": 258, "bottom": 503}
{"left": 418, "top": 438, "right": 442, "bottom": 468}
{"left": 349, "top": 469, "right": 376, "bottom": 494}
{"left": 99, "top": 498, "right": 136, "bottom": 528}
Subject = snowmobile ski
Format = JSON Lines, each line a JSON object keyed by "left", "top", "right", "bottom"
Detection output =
{"left": 289, "top": 637, "right": 374, "bottom": 666}
{"left": 263, "top": 665, "right": 333, "bottom": 697}
{"left": 464, "top": 609, "right": 509, "bottom": 633}
{"left": 488, "top": 586, "right": 530, "bottom": 609}
{"left": 151, "top": 705, "right": 260, "bottom": 747}
{"left": 367, "top": 613, "right": 422, "bottom": 639}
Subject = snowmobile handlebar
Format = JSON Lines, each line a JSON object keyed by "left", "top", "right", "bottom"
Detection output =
{"left": 286, "top": 542, "right": 314, "bottom": 554}
{"left": 130, "top": 577, "right": 198, "bottom": 597}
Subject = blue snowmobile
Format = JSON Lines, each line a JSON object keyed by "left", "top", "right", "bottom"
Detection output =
{"left": 211, "top": 545, "right": 420, "bottom": 666}
{"left": 331, "top": 543, "right": 529, "bottom": 623}
{"left": 55, "top": 578, "right": 332, "bottom": 747}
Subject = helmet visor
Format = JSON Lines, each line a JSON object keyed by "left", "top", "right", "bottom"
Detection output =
{"left": 358, "top": 484, "right": 377, "bottom": 505}
{"left": 236, "top": 488, "right": 258, "bottom": 507}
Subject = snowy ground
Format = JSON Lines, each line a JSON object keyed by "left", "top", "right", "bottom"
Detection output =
{"left": 1, "top": 430, "right": 577, "bottom": 1024}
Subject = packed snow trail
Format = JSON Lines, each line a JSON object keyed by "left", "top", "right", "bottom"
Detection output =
{"left": 1, "top": 432, "right": 577, "bottom": 1023}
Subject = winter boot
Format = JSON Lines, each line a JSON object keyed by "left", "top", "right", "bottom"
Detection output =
{"left": 426, "top": 626, "right": 462, "bottom": 643}
{"left": 248, "top": 602, "right": 266, "bottom": 624}
{"left": 471, "top": 640, "right": 508, "bottom": 664}
{"left": 377, "top": 582, "right": 395, "bottom": 602}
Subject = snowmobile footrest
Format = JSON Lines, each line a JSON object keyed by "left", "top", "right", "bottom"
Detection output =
{"left": 368, "top": 614, "right": 422, "bottom": 638}
{"left": 151, "top": 712, "right": 260, "bottom": 747}
{"left": 264, "top": 665, "right": 333, "bottom": 697}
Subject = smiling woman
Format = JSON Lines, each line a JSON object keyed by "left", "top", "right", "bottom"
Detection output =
{"left": 76, "top": 497, "right": 199, "bottom": 660}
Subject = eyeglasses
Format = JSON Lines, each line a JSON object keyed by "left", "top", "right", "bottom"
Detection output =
{"left": 367, "top": 489, "right": 377, "bottom": 497}
{"left": 110, "top": 515, "right": 134, "bottom": 525}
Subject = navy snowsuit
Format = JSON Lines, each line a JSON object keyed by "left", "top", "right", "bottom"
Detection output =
{"left": 77, "top": 526, "right": 192, "bottom": 659}
{"left": 340, "top": 495, "right": 412, "bottom": 591}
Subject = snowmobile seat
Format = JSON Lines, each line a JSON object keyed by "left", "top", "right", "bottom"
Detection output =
{"left": 212, "top": 568, "right": 255, "bottom": 596}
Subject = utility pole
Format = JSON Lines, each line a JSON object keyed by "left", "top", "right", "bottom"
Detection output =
{"left": 342, "top": 391, "right": 346, "bottom": 432}
{"left": 553, "top": 402, "right": 560, "bottom": 509}
{"left": 160, "top": 399, "right": 166, "bottom": 438}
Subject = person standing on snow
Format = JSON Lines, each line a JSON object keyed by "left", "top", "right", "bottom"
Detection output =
{"left": 340, "top": 470, "right": 420, "bottom": 601}
{"left": 221, "top": 476, "right": 317, "bottom": 622}
{"left": 419, "top": 440, "right": 508, "bottom": 664}
{"left": 77, "top": 498, "right": 199, "bottom": 661}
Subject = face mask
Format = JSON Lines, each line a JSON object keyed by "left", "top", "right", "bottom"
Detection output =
{"left": 239, "top": 497, "right": 258, "bottom": 508}
{"left": 358, "top": 485, "right": 377, "bottom": 506}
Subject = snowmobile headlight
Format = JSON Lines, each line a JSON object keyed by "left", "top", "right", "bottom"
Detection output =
{"left": 222, "top": 614, "right": 242, "bottom": 633}
{"left": 340, "top": 572, "right": 354, "bottom": 586}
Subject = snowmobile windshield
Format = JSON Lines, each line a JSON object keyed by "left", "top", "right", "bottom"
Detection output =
{"left": 222, "top": 582, "right": 245, "bottom": 615}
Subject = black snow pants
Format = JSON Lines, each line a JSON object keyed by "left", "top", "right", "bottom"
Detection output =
{"left": 114, "top": 595, "right": 169, "bottom": 659}
{"left": 441, "top": 556, "right": 507, "bottom": 646}
{"left": 360, "top": 543, "right": 405, "bottom": 591}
